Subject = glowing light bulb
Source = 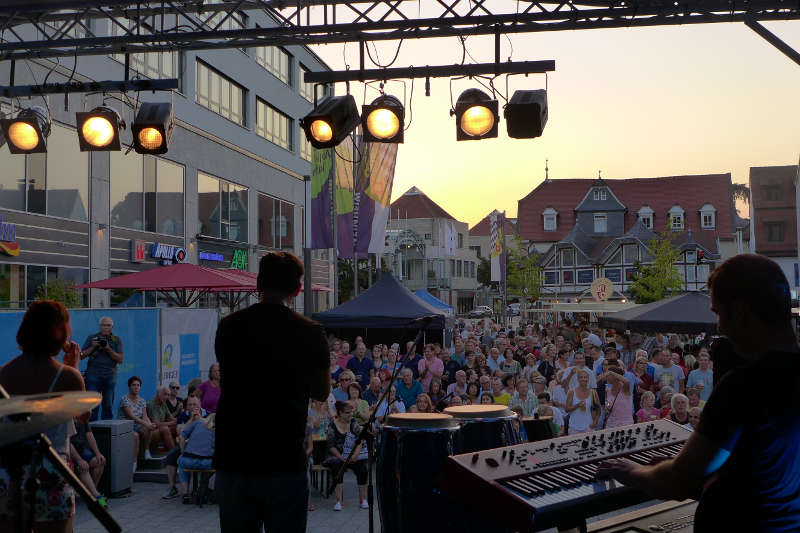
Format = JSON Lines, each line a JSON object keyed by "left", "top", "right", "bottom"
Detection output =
{"left": 8, "top": 122, "right": 39, "bottom": 151}
{"left": 82, "top": 116, "right": 115, "bottom": 147}
{"left": 310, "top": 120, "right": 333, "bottom": 143}
{"left": 138, "top": 127, "right": 163, "bottom": 150}
{"left": 460, "top": 105, "right": 495, "bottom": 137}
{"left": 366, "top": 108, "right": 400, "bottom": 140}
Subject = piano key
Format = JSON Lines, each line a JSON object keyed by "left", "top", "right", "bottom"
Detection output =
{"left": 562, "top": 468, "right": 592, "bottom": 483}
{"left": 506, "top": 479, "right": 536, "bottom": 497}
{"left": 540, "top": 472, "right": 569, "bottom": 489}
{"left": 530, "top": 474, "right": 560, "bottom": 491}
{"left": 550, "top": 471, "right": 581, "bottom": 487}
{"left": 515, "top": 478, "right": 545, "bottom": 495}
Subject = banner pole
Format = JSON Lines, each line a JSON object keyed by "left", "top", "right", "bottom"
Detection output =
{"left": 304, "top": 175, "right": 314, "bottom": 317}
{"left": 332, "top": 151, "right": 339, "bottom": 307}
{"left": 352, "top": 134, "right": 359, "bottom": 299}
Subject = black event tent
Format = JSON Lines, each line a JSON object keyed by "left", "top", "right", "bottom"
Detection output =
{"left": 312, "top": 273, "right": 451, "bottom": 330}
{"left": 598, "top": 292, "right": 718, "bottom": 334}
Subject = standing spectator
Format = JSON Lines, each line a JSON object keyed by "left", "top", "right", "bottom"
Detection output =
{"left": 636, "top": 391, "right": 660, "bottom": 423}
{"left": 0, "top": 301, "right": 86, "bottom": 533}
{"left": 119, "top": 376, "right": 157, "bottom": 471}
{"left": 70, "top": 413, "right": 108, "bottom": 508}
{"left": 325, "top": 402, "right": 369, "bottom": 511}
{"left": 631, "top": 356, "right": 655, "bottom": 411}
{"left": 500, "top": 347, "right": 521, "bottom": 378}
{"left": 520, "top": 354, "right": 541, "bottom": 384}
{"left": 601, "top": 364, "right": 633, "bottom": 428}
{"left": 147, "top": 386, "right": 178, "bottom": 456}
{"left": 418, "top": 344, "right": 444, "bottom": 393}
{"left": 565, "top": 370, "right": 600, "bottom": 434}
{"left": 81, "top": 316, "right": 124, "bottom": 421}
{"left": 653, "top": 349, "right": 685, "bottom": 393}
{"left": 396, "top": 368, "right": 423, "bottom": 408}
{"left": 362, "top": 376, "right": 383, "bottom": 406}
{"left": 687, "top": 352, "right": 713, "bottom": 402}
{"left": 491, "top": 377, "right": 511, "bottom": 406}
{"left": 509, "top": 378, "right": 538, "bottom": 417}
{"left": 196, "top": 363, "right": 221, "bottom": 414}
{"left": 487, "top": 348, "right": 506, "bottom": 377}
{"left": 404, "top": 341, "right": 423, "bottom": 379}
{"left": 177, "top": 413, "right": 217, "bottom": 504}
{"left": 347, "top": 343, "right": 374, "bottom": 389}
{"left": 451, "top": 338, "right": 467, "bottom": 365}
{"left": 563, "top": 352, "right": 597, "bottom": 391}
{"left": 166, "top": 381, "right": 184, "bottom": 419}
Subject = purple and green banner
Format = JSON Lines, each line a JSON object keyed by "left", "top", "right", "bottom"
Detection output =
{"left": 310, "top": 147, "right": 335, "bottom": 249}
{"left": 355, "top": 141, "right": 399, "bottom": 256}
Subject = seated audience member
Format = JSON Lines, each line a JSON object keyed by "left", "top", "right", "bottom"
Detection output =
{"left": 428, "top": 379, "right": 445, "bottom": 407}
{"left": 636, "top": 391, "right": 660, "bottom": 423}
{"left": 447, "top": 395, "right": 464, "bottom": 408}
{"left": 466, "top": 382, "right": 481, "bottom": 404}
{"left": 409, "top": 393, "right": 433, "bottom": 413}
{"left": 536, "top": 405, "right": 562, "bottom": 436}
{"left": 362, "top": 376, "right": 383, "bottom": 406}
{"left": 330, "top": 352, "right": 344, "bottom": 382}
{"left": 446, "top": 370, "right": 469, "bottom": 397}
{"left": 196, "top": 363, "right": 221, "bottom": 413}
{"left": 479, "top": 392, "right": 495, "bottom": 405}
{"left": 668, "top": 393, "right": 690, "bottom": 425}
{"left": 333, "top": 371, "right": 356, "bottom": 402}
{"left": 534, "top": 393, "right": 565, "bottom": 433}
{"left": 509, "top": 378, "right": 538, "bottom": 417}
{"left": 147, "top": 386, "right": 178, "bottom": 455}
{"left": 346, "top": 343, "right": 374, "bottom": 389}
{"left": 325, "top": 401, "right": 369, "bottom": 511}
{"left": 308, "top": 399, "right": 330, "bottom": 437}
{"left": 166, "top": 381, "right": 184, "bottom": 418}
{"left": 396, "top": 368, "right": 423, "bottom": 408}
{"left": 119, "top": 375, "right": 157, "bottom": 471}
{"left": 163, "top": 396, "right": 206, "bottom": 499}
{"left": 491, "top": 377, "right": 511, "bottom": 406}
{"left": 658, "top": 386, "right": 675, "bottom": 418}
{"left": 685, "top": 387, "right": 705, "bottom": 409}
{"left": 375, "top": 386, "right": 405, "bottom": 424}
{"left": 347, "top": 383, "right": 371, "bottom": 425}
{"left": 70, "top": 412, "right": 108, "bottom": 508}
{"left": 186, "top": 378, "right": 202, "bottom": 399}
{"left": 177, "top": 412, "right": 217, "bottom": 504}
{"left": 685, "top": 406, "right": 702, "bottom": 430}
{"left": 502, "top": 375, "right": 516, "bottom": 396}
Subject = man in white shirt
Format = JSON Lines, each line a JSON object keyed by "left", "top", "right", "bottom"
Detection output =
{"left": 653, "top": 348, "right": 685, "bottom": 393}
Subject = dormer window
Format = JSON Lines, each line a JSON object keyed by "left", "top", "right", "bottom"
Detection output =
{"left": 594, "top": 213, "right": 607, "bottom": 233}
{"left": 543, "top": 207, "right": 558, "bottom": 231}
{"left": 593, "top": 188, "right": 607, "bottom": 201}
{"left": 668, "top": 205, "right": 685, "bottom": 230}
{"left": 638, "top": 206, "right": 654, "bottom": 229}
{"left": 699, "top": 203, "right": 716, "bottom": 229}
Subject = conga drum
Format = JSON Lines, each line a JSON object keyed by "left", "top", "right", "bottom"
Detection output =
{"left": 444, "top": 404, "right": 520, "bottom": 454}
{"left": 376, "top": 413, "right": 459, "bottom": 533}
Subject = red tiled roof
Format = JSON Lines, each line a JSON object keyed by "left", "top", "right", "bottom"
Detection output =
{"left": 517, "top": 174, "right": 736, "bottom": 242}
{"left": 390, "top": 186, "right": 456, "bottom": 220}
{"left": 469, "top": 211, "right": 518, "bottom": 236}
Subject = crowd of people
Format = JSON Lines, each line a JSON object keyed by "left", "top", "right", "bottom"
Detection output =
{"left": 311, "top": 319, "right": 714, "bottom": 509}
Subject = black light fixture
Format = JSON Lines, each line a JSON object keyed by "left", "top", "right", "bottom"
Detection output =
{"left": 76, "top": 106, "right": 126, "bottom": 151}
{"left": 504, "top": 89, "right": 548, "bottom": 139}
{"left": 0, "top": 106, "right": 51, "bottom": 153}
{"left": 454, "top": 88, "right": 498, "bottom": 141}
{"left": 300, "top": 95, "right": 360, "bottom": 149}
{"left": 362, "top": 94, "right": 404, "bottom": 144}
{"left": 131, "top": 102, "right": 174, "bottom": 154}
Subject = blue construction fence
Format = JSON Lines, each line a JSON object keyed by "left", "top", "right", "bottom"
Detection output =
{"left": 0, "top": 307, "right": 220, "bottom": 416}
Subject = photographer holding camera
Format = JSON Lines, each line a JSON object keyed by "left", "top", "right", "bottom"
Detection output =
{"left": 81, "top": 316, "right": 125, "bottom": 421}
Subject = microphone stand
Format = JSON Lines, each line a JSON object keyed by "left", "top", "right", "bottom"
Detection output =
{"left": 328, "top": 316, "right": 435, "bottom": 533}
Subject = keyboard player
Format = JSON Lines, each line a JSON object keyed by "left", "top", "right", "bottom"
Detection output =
{"left": 598, "top": 254, "right": 800, "bottom": 532}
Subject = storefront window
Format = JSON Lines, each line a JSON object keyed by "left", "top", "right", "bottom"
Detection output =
{"left": 257, "top": 194, "right": 275, "bottom": 248}
{"left": 197, "top": 172, "right": 248, "bottom": 242}
{"left": 257, "top": 193, "right": 294, "bottom": 250}
{"left": 156, "top": 159, "right": 184, "bottom": 236}
{"left": 280, "top": 200, "right": 294, "bottom": 251}
{"left": 0, "top": 264, "right": 24, "bottom": 308}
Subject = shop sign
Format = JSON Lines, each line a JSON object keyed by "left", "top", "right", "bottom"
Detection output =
{"left": 199, "top": 251, "right": 224, "bottom": 262}
{"left": 231, "top": 249, "right": 248, "bottom": 270}
{"left": 0, "top": 215, "right": 19, "bottom": 257}
{"left": 151, "top": 242, "right": 187, "bottom": 265}
{"left": 130, "top": 239, "right": 147, "bottom": 263}
{"left": 591, "top": 277, "right": 614, "bottom": 301}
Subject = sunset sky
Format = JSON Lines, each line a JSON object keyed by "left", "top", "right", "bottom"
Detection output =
{"left": 312, "top": 20, "right": 799, "bottom": 226}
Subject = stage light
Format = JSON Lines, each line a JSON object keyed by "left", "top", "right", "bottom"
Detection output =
{"left": 454, "top": 89, "right": 498, "bottom": 141}
{"left": 362, "top": 94, "right": 404, "bottom": 143}
{"left": 131, "top": 102, "right": 173, "bottom": 154}
{"left": 0, "top": 106, "right": 51, "bottom": 153}
{"left": 504, "top": 89, "right": 548, "bottom": 139}
{"left": 76, "top": 106, "right": 125, "bottom": 151}
{"left": 300, "top": 95, "right": 360, "bottom": 149}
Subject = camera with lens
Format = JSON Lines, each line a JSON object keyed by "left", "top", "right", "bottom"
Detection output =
{"left": 98, "top": 338, "right": 108, "bottom": 348}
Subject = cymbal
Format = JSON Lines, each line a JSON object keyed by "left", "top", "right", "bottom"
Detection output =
{"left": 0, "top": 392, "right": 101, "bottom": 448}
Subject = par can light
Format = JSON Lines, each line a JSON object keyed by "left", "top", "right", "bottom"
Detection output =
{"left": 131, "top": 102, "right": 173, "bottom": 155}
{"left": 362, "top": 94, "right": 404, "bottom": 143}
{"left": 301, "top": 95, "right": 360, "bottom": 149}
{"left": 454, "top": 89, "right": 498, "bottom": 141}
{"left": 76, "top": 106, "right": 125, "bottom": 151}
{"left": 0, "top": 106, "right": 51, "bottom": 154}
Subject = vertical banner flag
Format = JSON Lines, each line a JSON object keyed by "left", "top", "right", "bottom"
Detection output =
{"left": 310, "top": 148, "right": 334, "bottom": 249}
{"left": 335, "top": 138, "right": 356, "bottom": 259}
{"left": 500, "top": 211, "right": 507, "bottom": 284}
{"left": 490, "top": 211, "right": 505, "bottom": 282}
{"left": 354, "top": 141, "right": 399, "bottom": 256}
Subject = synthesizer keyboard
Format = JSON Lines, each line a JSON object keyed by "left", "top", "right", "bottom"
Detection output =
{"left": 441, "top": 419, "right": 693, "bottom": 532}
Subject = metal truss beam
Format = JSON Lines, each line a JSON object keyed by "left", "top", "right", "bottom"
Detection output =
{"left": 0, "top": 0, "right": 797, "bottom": 61}
{"left": 745, "top": 15, "right": 800, "bottom": 66}
{"left": 304, "top": 60, "right": 555, "bottom": 83}
{"left": 0, "top": 78, "right": 178, "bottom": 98}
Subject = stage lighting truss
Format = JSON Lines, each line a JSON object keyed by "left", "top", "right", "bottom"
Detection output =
{"left": 0, "top": 106, "right": 51, "bottom": 154}
{"left": 362, "top": 94, "right": 404, "bottom": 144}
{"left": 131, "top": 102, "right": 174, "bottom": 155}
{"left": 300, "top": 94, "right": 361, "bottom": 149}
{"left": 76, "top": 106, "right": 126, "bottom": 151}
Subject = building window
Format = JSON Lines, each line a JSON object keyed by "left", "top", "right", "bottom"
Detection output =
{"left": 766, "top": 222, "right": 785, "bottom": 242}
{"left": 457, "top": 261, "right": 462, "bottom": 277}
{"left": 300, "top": 134, "right": 312, "bottom": 162}
{"left": 110, "top": 18, "right": 178, "bottom": 80}
{"left": 111, "top": 154, "right": 184, "bottom": 236}
{"left": 623, "top": 244, "right": 638, "bottom": 264}
{"left": 577, "top": 269, "right": 594, "bottom": 284}
{"left": 470, "top": 245, "right": 481, "bottom": 258}
{"left": 196, "top": 60, "right": 246, "bottom": 126}
{"left": 593, "top": 213, "right": 607, "bottom": 233}
{"left": 593, "top": 189, "right": 607, "bottom": 201}
{"left": 562, "top": 249, "right": 574, "bottom": 267}
{"left": 625, "top": 267, "right": 637, "bottom": 282}
{"left": 256, "top": 99, "right": 292, "bottom": 150}
{"left": 299, "top": 65, "right": 317, "bottom": 102}
{"left": 255, "top": 46, "right": 291, "bottom": 85}
{"left": 458, "top": 233, "right": 464, "bottom": 248}
{"left": 258, "top": 193, "right": 295, "bottom": 250}
{"left": 763, "top": 185, "right": 781, "bottom": 201}
{"left": 544, "top": 271, "right": 558, "bottom": 285}
{"left": 671, "top": 214, "right": 684, "bottom": 230}
{"left": 641, "top": 215, "right": 652, "bottom": 229}
{"left": 607, "top": 249, "right": 622, "bottom": 265}
{"left": 424, "top": 233, "right": 432, "bottom": 240}
{"left": 198, "top": 172, "right": 248, "bottom": 241}
{"left": 702, "top": 213, "right": 714, "bottom": 229}
{"left": 563, "top": 271, "right": 574, "bottom": 285}
{"left": 604, "top": 268, "right": 621, "bottom": 283}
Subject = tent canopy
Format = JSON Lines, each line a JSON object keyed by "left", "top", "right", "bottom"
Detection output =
{"left": 598, "top": 292, "right": 718, "bottom": 334}
{"left": 313, "top": 273, "right": 449, "bottom": 329}
{"left": 414, "top": 289, "right": 454, "bottom": 315}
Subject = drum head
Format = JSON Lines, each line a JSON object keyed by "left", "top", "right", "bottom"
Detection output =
{"left": 444, "top": 404, "right": 516, "bottom": 420}
{"left": 384, "top": 412, "right": 459, "bottom": 430}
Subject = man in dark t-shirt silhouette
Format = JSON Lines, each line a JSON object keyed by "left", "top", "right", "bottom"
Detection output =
{"left": 214, "top": 252, "right": 330, "bottom": 533}
{"left": 599, "top": 254, "right": 800, "bottom": 532}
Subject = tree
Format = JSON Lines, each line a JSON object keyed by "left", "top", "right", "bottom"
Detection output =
{"left": 628, "top": 232, "right": 683, "bottom": 304}
{"left": 731, "top": 183, "right": 750, "bottom": 205}
{"left": 36, "top": 278, "right": 83, "bottom": 308}
{"left": 476, "top": 257, "right": 495, "bottom": 289}
{"left": 337, "top": 257, "right": 390, "bottom": 303}
{"left": 505, "top": 235, "right": 542, "bottom": 301}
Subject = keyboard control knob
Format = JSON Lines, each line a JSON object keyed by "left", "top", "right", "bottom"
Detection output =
{"left": 582, "top": 440, "right": 589, "bottom": 449}
{"left": 485, "top": 458, "right": 499, "bottom": 467}
{"left": 550, "top": 442, "right": 556, "bottom": 449}
{"left": 472, "top": 453, "right": 479, "bottom": 464}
